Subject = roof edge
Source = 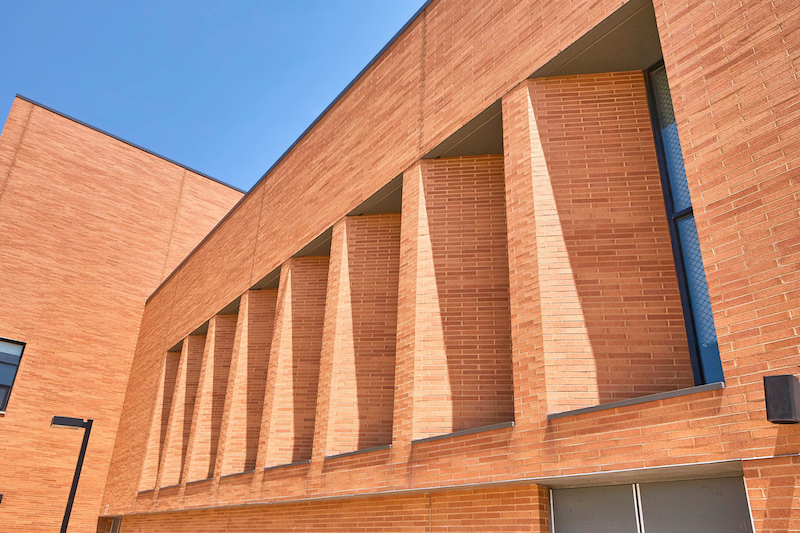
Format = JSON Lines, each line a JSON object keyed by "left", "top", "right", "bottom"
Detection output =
{"left": 13, "top": 94, "right": 246, "bottom": 194}
{"left": 146, "top": 0, "right": 436, "bottom": 303}
{"left": 244, "top": 0, "right": 436, "bottom": 195}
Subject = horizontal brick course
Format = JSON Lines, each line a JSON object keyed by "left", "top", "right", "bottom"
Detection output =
{"left": 96, "top": 0, "right": 800, "bottom": 530}
{"left": 0, "top": 98, "right": 241, "bottom": 532}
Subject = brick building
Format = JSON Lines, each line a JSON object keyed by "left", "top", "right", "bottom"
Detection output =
{"left": 2, "top": 0, "right": 800, "bottom": 531}
{"left": 0, "top": 97, "right": 243, "bottom": 531}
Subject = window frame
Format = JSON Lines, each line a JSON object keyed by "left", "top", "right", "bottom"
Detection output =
{"left": 0, "top": 336, "right": 26, "bottom": 412}
{"left": 644, "top": 60, "right": 721, "bottom": 385}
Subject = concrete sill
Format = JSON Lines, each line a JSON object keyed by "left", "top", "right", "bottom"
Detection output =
{"left": 547, "top": 381, "right": 725, "bottom": 420}
{"left": 263, "top": 459, "right": 310, "bottom": 472}
{"left": 325, "top": 444, "right": 391, "bottom": 461}
{"left": 412, "top": 421, "right": 515, "bottom": 445}
{"left": 159, "top": 483, "right": 181, "bottom": 490}
{"left": 0, "top": 411, "right": 5, "bottom": 417}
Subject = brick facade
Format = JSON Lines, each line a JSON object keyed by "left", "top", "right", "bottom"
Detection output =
{"left": 2, "top": 0, "right": 799, "bottom": 530}
{"left": 100, "top": 0, "right": 799, "bottom": 528}
{"left": 0, "top": 98, "right": 242, "bottom": 532}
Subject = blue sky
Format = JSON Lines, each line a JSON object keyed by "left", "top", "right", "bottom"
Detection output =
{"left": 1, "top": 1, "right": 423, "bottom": 191}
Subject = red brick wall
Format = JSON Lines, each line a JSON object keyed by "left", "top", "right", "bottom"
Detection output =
{"left": 0, "top": 98, "right": 241, "bottom": 533}
{"left": 654, "top": 2, "right": 800, "bottom": 526}
{"left": 259, "top": 257, "right": 329, "bottom": 467}
{"left": 116, "top": 484, "right": 549, "bottom": 533}
{"left": 156, "top": 335, "right": 204, "bottom": 487}
{"left": 654, "top": 0, "right": 800, "bottom": 393}
{"left": 410, "top": 155, "right": 513, "bottom": 435}
{"left": 506, "top": 72, "right": 694, "bottom": 413}
{"left": 245, "top": 290, "right": 278, "bottom": 470}
{"left": 744, "top": 455, "right": 800, "bottom": 533}
{"left": 318, "top": 215, "right": 401, "bottom": 457}
{"left": 215, "top": 289, "right": 279, "bottom": 477}
{"left": 103, "top": 0, "right": 636, "bottom": 511}
{"left": 183, "top": 315, "right": 237, "bottom": 482}
{"left": 103, "top": 0, "right": 800, "bottom": 529}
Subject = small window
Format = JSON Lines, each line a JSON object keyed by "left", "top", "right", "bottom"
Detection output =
{"left": 645, "top": 63, "right": 724, "bottom": 384}
{"left": 0, "top": 338, "right": 25, "bottom": 411}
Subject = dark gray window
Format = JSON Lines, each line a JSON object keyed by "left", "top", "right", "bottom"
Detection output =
{"left": 638, "top": 477, "right": 754, "bottom": 533}
{"left": 551, "top": 485, "right": 640, "bottom": 533}
{"left": 646, "top": 63, "right": 724, "bottom": 384}
{"left": 0, "top": 338, "right": 25, "bottom": 411}
{"left": 551, "top": 478, "right": 753, "bottom": 533}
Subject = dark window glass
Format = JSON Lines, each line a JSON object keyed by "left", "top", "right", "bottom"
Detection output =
{"left": 639, "top": 477, "right": 753, "bottom": 533}
{"left": 677, "top": 216, "right": 724, "bottom": 382}
{"left": 0, "top": 339, "right": 25, "bottom": 411}
{"left": 552, "top": 478, "right": 754, "bottom": 533}
{"left": 0, "top": 363, "right": 17, "bottom": 387}
{"left": 650, "top": 67, "right": 693, "bottom": 213}
{"left": 551, "top": 485, "right": 639, "bottom": 533}
{"left": 647, "top": 64, "right": 723, "bottom": 384}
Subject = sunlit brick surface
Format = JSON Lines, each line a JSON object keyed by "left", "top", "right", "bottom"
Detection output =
{"left": 0, "top": 98, "right": 241, "bottom": 532}
{"left": 55, "top": 0, "right": 800, "bottom": 530}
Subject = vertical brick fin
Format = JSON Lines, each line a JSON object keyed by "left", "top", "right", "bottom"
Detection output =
{"left": 259, "top": 257, "right": 329, "bottom": 468}
{"left": 217, "top": 290, "right": 277, "bottom": 476}
{"left": 137, "top": 350, "right": 179, "bottom": 491}
{"left": 412, "top": 161, "right": 452, "bottom": 439}
{"left": 392, "top": 164, "right": 422, "bottom": 457}
{"left": 313, "top": 219, "right": 350, "bottom": 460}
{"left": 184, "top": 322, "right": 217, "bottom": 482}
{"left": 410, "top": 155, "right": 514, "bottom": 439}
{"left": 518, "top": 80, "right": 600, "bottom": 414}
{"left": 317, "top": 215, "right": 402, "bottom": 457}
{"left": 256, "top": 267, "right": 292, "bottom": 470}
{"left": 216, "top": 295, "right": 251, "bottom": 477}
{"left": 184, "top": 315, "right": 236, "bottom": 481}
{"left": 158, "top": 340, "right": 191, "bottom": 488}
{"left": 527, "top": 73, "right": 693, "bottom": 411}
{"left": 208, "top": 314, "right": 237, "bottom": 477}
{"left": 339, "top": 214, "right": 400, "bottom": 451}
{"left": 159, "top": 335, "right": 205, "bottom": 486}
{"left": 502, "top": 84, "right": 549, "bottom": 424}
{"left": 244, "top": 290, "right": 277, "bottom": 470}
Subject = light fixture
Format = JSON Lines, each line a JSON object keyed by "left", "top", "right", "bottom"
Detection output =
{"left": 51, "top": 416, "right": 93, "bottom": 533}
{"left": 763, "top": 375, "right": 800, "bottom": 424}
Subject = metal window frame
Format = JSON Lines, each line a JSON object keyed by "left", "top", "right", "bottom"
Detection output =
{"left": 0, "top": 336, "right": 26, "bottom": 411}
{"left": 643, "top": 61, "right": 719, "bottom": 386}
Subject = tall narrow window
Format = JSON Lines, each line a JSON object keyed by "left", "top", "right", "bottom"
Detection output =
{"left": 646, "top": 63, "right": 724, "bottom": 384}
{"left": 0, "top": 338, "right": 25, "bottom": 411}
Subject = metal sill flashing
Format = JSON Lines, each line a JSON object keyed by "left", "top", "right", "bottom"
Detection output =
{"left": 185, "top": 477, "right": 212, "bottom": 486}
{"left": 118, "top": 458, "right": 748, "bottom": 518}
{"left": 325, "top": 444, "right": 391, "bottom": 461}
{"left": 412, "top": 420, "right": 515, "bottom": 445}
{"left": 547, "top": 381, "right": 725, "bottom": 420}
{"left": 263, "top": 459, "right": 310, "bottom": 472}
{"left": 220, "top": 470, "right": 255, "bottom": 480}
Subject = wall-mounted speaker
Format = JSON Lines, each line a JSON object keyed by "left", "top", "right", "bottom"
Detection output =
{"left": 763, "top": 374, "right": 800, "bottom": 424}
